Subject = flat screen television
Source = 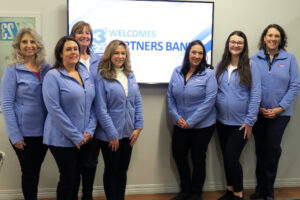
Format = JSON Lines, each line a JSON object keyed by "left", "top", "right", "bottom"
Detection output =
{"left": 68, "top": 0, "right": 214, "bottom": 84}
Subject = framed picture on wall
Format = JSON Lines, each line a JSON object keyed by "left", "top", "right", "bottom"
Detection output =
{"left": 0, "top": 12, "right": 41, "bottom": 112}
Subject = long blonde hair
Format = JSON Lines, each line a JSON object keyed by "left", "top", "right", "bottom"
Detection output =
{"left": 8, "top": 28, "right": 46, "bottom": 69}
{"left": 98, "top": 40, "right": 132, "bottom": 80}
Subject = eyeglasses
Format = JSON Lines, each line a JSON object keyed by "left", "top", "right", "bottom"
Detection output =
{"left": 229, "top": 41, "right": 244, "bottom": 46}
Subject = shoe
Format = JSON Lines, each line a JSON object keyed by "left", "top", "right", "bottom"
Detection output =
{"left": 232, "top": 195, "right": 244, "bottom": 200}
{"left": 171, "top": 192, "right": 190, "bottom": 200}
{"left": 188, "top": 194, "right": 202, "bottom": 200}
{"left": 264, "top": 197, "right": 274, "bottom": 200}
{"left": 250, "top": 191, "right": 265, "bottom": 199}
{"left": 218, "top": 190, "right": 233, "bottom": 200}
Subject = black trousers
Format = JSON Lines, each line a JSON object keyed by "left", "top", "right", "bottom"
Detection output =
{"left": 77, "top": 138, "right": 101, "bottom": 200}
{"left": 216, "top": 122, "right": 248, "bottom": 192}
{"left": 252, "top": 115, "right": 290, "bottom": 198}
{"left": 49, "top": 146, "right": 81, "bottom": 200}
{"left": 172, "top": 125, "right": 214, "bottom": 195}
{"left": 99, "top": 138, "right": 133, "bottom": 200}
{"left": 12, "top": 136, "right": 48, "bottom": 200}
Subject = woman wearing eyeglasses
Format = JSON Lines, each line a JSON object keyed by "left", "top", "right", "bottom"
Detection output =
{"left": 215, "top": 31, "right": 261, "bottom": 200}
{"left": 250, "top": 24, "right": 300, "bottom": 200}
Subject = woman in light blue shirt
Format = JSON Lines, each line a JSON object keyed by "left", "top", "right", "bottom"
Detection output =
{"left": 42, "top": 36, "right": 96, "bottom": 200}
{"left": 215, "top": 31, "right": 261, "bottom": 200}
{"left": 250, "top": 24, "right": 300, "bottom": 200}
{"left": 168, "top": 40, "right": 217, "bottom": 200}
{"left": 94, "top": 40, "right": 143, "bottom": 200}
{"left": 70, "top": 21, "right": 101, "bottom": 200}
{"left": 1, "top": 28, "right": 50, "bottom": 200}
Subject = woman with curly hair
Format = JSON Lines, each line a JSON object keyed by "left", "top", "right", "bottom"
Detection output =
{"left": 93, "top": 39, "right": 143, "bottom": 200}
{"left": 1, "top": 28, "right": 50, "bottom": 200}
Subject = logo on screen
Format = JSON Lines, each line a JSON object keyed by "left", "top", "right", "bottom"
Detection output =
{"left": 93, "top": 28, "right": 107, "bottom": 53}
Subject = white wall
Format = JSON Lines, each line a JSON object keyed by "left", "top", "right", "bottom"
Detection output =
{"left": 1, "top": 0, "right": 300, "bottom": 199}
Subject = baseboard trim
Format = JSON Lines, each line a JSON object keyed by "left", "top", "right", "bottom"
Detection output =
{"left": 1, "top": 178, "right": 300, "bottom": 199}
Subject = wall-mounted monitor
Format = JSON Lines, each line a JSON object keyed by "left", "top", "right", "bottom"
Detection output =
{"left": 68, "top": 0, "right": 214, "bottom": 84}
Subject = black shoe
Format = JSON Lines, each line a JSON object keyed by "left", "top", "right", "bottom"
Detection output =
{"left": 171, "top": 192, "right": 190, "bottom": 200}
{"left": 264, "top": 197, "right": 274, "bottom": 200}
{"left": 250, "top": 191, "right": 265, "bottom": 199}
{"left": 188, "top": 194, "right": 202, "bottom": 200}
{"left": 218, "top": 190, "right": 233, "bottom": 200}
{"left": 232, "top": 195, "right": 244, "bottom": 200}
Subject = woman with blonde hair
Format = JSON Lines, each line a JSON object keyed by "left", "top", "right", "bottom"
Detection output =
{"left": 93, "top": 39, "right": 143, "bottom": 200}
{"left": 1, "top": 28, "right": 50, "bottom": 200}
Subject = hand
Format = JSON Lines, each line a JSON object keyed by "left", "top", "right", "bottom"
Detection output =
{"left": 262, "top": 107, "right": 284, "bottom": 119}
{"left": 177, "top": 118, "right": 190, "bottom": 129}
{"left": 177, "top": 118, "right": 185, "bottom": 128}
{"left": 14, "top": 140, "right": 26, "bottom": 150}
{"left": 182, "top": 121, "right": 191, "bottom": 129}
{"left": 239, "top": 123, "right": 252, "bottom": 139}
{"left": 76, "top": 137, "right": 87, "bottom": 149}
{"left": 129, "top": 128, "right": 142, "bottom": 147}
{"left": 83, "top": 132, "right": 92, "bottom": 141}
{"left": 109, "top": 138, "right": 119, "bottom": 152}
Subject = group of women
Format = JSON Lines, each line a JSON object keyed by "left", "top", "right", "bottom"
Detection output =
{"left": 168, "top": 24, "right": 299, "bottom": 200}
{"left": 1, "top": 21, "right": 143, "bottom": 200}
{"left": 1, "top": 22, "right": 299, "bottom": 200}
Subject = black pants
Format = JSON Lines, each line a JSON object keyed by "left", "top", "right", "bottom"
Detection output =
{"left": 78, "top": 138, "right": 101, "bottom": 200}
{"left": 252, "top": 115, "right": 290, "bottom": 198}
{"left": 12, "top": 136, "right": 48, "bottom": 200}
{"left": 99, "top": 138, "right": 133, "bottom": 200}
{"left": 50, "top": 146, "right": 80, "bottom": 200}
{"left": 216, "top": 122, "right": 248, "bottom": 192}
{"left": 172, "top": 125, "right": 214, "bottom": 195}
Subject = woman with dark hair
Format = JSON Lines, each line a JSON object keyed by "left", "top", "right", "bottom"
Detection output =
{"left": 70, "top": 21, "right": 101, "bottom": 200}
{"left": 216, "top": 31, "right": 261, "bottom": 200}
{"left": 167, "top": 40, "right": 217, "bottom": 200}
{"left": 42, "top": 36, "right": 96, "bottom": 200}
{"left": 250, "top": 24, "right": 300, "bottom": 200}
{"left": 1, "top": 28, "right": 50, "bottom": 200}
{"left": 93, "top": 39, "right": 143, "bottom": 200}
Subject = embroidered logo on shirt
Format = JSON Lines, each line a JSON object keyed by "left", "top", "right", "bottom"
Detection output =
{"left": 86, "top": 82, "right": 94, "bottom": 86}
{"left": 193, "top": 77, "right": 203, "bottom": 81}
{"left": 278, "top": 64, "right": 287, "bottom": 67}
{"left": 130, "top": 82, "right": 137, "bottom": 86}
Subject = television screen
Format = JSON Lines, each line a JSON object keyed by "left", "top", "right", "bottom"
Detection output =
{"left": 68, "top": 0, "right": 214, "bottom": 83}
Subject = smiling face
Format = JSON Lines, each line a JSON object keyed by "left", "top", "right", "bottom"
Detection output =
{"left": 111, "top": 45, "right": 126, "bottom": 68}
{"left": 264, "top": 27, "right": 281, "bottom": 52}
{"left": 189, "top": 44, "right": 203, "bottom": 68}
{"left": 19, "top": 33, "right": 38, "bottom": 59}
{"left": 228, "top": 34, "right": 245, "bottom": 56}
{"left": 74, "top": 26, "right": 91, "bottom": 50}
{"left": 61, "top": 40, "right": 80, "bottom": 68}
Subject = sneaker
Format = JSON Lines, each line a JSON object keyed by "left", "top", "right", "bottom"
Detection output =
{"left": 171, "top": 192, "right": 190, "bottom": 200}
{"left": 218, "top": 190, "right": 233, "bottom": 200}
{"left": 264, "top": 197, "right": 274, "bottom": 200}
{"left": 250, "top": 191, "right": 265, "bottom": 199}
{"left": 188, "top": 194, "right": 202, "bottom": 200}
{"left": 232, "top": 195, "right": 244, "bottom": 200}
